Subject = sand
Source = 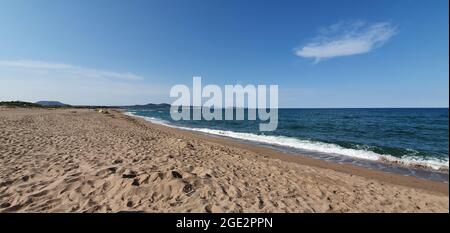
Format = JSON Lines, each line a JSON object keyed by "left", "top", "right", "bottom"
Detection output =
{"left": 0, "top": 108, "right": 448, "bottom": 213}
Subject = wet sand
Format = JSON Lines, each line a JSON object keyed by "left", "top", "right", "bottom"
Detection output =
{"left": 0, "top": 108, "right": 448, "bottom": 212}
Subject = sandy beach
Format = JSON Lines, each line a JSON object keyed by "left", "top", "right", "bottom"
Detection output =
{"left": 0, "top": 108, "right": 448, "bottom": 213}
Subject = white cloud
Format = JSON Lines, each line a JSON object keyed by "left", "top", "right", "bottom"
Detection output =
{"left": 0, "top": 60, "right": 143, "bottom": 81}
{"left": 295, "top": 21, "right": 397, "bottom": 63}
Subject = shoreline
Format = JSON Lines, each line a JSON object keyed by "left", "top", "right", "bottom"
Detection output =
{"left": 0, "top": 108, "right": 448, "bottom": 212}
{"left": 121, "top": 110, "right": 449, "bottom": 195}
{"left": 123, "top": 110, "right": 449, "bottom": 178}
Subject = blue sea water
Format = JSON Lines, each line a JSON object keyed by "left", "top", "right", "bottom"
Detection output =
{"left": 125, "top": 106, "right": 449, "bottom": 179}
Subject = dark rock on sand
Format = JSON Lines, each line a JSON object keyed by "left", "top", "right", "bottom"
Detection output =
{"left": 108, "top": 167, "right": 117, "bottom": 173}
{"left": 126, "top": 201, "right": 133, "bottom": 207}
{"left": 113, "top": 159, "right": 123, "bottom": 164}
{"left": 172, "top": 171, "right": 183, "bottom": 179}
{"left": 122, "top": 170, "right": 137, "bottom": 179}
{"left": 22, "top": 175, "right": 30, "bottom": 182}
{"left": 183, "top": 183, "right": 193, "bottom": 193}
{"left": 132, "top": 178, "right": 140, "bottom": 186}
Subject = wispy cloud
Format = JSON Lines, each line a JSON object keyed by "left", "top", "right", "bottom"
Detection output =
{"left": 0, "top": 60, "right": 143, "bottom": 81}
{"left": 295, "top": 21, "right": 397, "bottom": 63}
{"left": 0, "top": 59, "right": 172, "bottom": 105}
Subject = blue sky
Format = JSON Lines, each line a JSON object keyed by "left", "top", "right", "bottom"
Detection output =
{"left": 0, "top": 0, "right": 448, "bottom": 107}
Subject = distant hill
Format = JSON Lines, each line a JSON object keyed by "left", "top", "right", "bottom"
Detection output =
{"left": 125, "top": 103, "right": 171, "bottom": 108}
{"left": 35, "top": 101, "right": 68, "bottom": 107}
{"left": 0, "top": 101, "right": 42, "bottom": 108}
{"left": 144, "top": 103, "right": 171, "bottom": 107}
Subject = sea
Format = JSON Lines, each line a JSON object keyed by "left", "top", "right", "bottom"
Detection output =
{"left": 124, "top": 106, "right": 449, "bottom": 182}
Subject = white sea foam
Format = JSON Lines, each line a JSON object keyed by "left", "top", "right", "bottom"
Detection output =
{"left": 124, "top": 112, "right": 171, "bottom": 126}
{"left": 125, "top": 112, "right": 449, "bottom": 172}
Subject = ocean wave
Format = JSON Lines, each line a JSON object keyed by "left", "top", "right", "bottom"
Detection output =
{"left": 124, "top": 111, "right": 449, "bottom": 172}
{"left": 124, "top": 112, "right": 171, "bottom": 126}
